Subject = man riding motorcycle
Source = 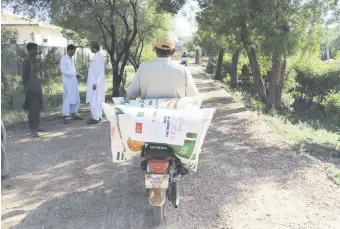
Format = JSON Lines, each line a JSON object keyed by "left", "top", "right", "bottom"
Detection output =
{"left": 127, "top": 35, "right": 200, "bottom": 169}
{"left": 180, "top": 52, "right": 188, "bottom": 66}
{"left": 181, "top": 52, "right": 188, "bottom": 58}
{"left": 127, "top": 35, "right": 199, "bottom": 100}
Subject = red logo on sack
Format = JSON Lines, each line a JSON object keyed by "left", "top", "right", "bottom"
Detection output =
{"left": 136, "top": 123, "right": 143, "bottom": 134}
{"left": 111, "top": 126, "right": 116, "bottom": 139}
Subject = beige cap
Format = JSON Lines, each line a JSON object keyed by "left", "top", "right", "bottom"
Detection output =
{"left": 155, "top": 35, "right": 175, "bottom": 51}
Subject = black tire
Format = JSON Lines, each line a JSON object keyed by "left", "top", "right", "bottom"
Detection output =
{"left": 154, "top": 206, "right": 164, "bottom": 226}
{"left": 141, "top": 160, "right": 147, "bottom": 171}
{"left": 171, "top": 182, "right": 180, "bottom": 208}
{"left": 167, "top": 187, "right": 172, "bottom": 201}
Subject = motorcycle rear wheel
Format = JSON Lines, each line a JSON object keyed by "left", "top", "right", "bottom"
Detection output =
{"left": 154, "top": 206, "right": 164, "bottom": 225}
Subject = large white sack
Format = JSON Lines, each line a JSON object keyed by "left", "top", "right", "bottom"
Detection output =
{"left": 103, "top": 98, "right": 215, "bottom": 172}
{"left": 112, "top": 96, "right": 203, "bottom": 110}
{"left": 102, "top": 103, "right": 129, "bottom": 162}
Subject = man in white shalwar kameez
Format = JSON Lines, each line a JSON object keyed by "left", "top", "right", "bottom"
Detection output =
{"left": 60, "top": 44, "right": 83, "bottom": 124}
{"left": 86, "top": 41, "right": 105, "bottom": 124}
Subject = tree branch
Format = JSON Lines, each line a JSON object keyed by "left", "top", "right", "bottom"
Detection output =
{"left": 128, "top": 54, "right": 138, "bottom": 72}
{"left": 134, "top": 34, "right": 142, "bottom": 61}
{"left": 94, "top": 16, "right": 111, "bottom": 53}
{"left": 116, "top": 2, "right": 135, "bottom": 63}
{"left": 114, "top": 5, "right": 130, "bottom": 35}
{"left": 137, "top": 38, "right": 144, "bottom": 68}
{"left": 128, "top": 0, "right": 138, "bottom": 46}
{"left": 93, "top": 2, "right": 112, "bottom": 34}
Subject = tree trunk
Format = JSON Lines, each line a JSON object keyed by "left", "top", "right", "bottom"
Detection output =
{"left": 195, "top": 49, "right": 201, "bottom": 65}
{"left": 230, "top": 47, "right": 241, "bottom": 88}
{"left": 206, "top": 56, "right": 212, "bottom": 73}
{"left": 112, "top": 62, "right": 121, "bottom": 97}
{"left": 265, "top": 55, "right": 281, "bottom": 112}
{"left": 215, "top": 48, "right": 225, "bottom": 80}
{"left": 245, "top": 47, "right": 266, "bottom": 102}
{"left": 274, "top": 59, "right": 286, "bottom": 108}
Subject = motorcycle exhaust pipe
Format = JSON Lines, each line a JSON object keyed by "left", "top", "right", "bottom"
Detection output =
{"left": 171, "top": 183, "right": 180, "bottom": 208}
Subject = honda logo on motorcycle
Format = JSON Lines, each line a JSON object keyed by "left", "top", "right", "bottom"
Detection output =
{"left": 136, "top": 122, "right": 143, "bottom": 134}
{"left": 150, "top": 146, "right": 167, "bottom": 150}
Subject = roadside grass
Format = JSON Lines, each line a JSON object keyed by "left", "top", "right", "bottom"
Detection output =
{"left": 221, "top": 82, "right": 340, "bottom": 185}
{"left": 327, "top": 165, "right": 340, "bottom": 185}
{"left": 261, "top": 114, "right": 340, "bottom": 184}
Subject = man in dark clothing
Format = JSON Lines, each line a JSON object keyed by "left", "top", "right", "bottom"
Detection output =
{"left": 21, "top": 43, "right": 43, "bottom": 138}
{"left": 181, "top": 52, "right": 188, "bottom": 58}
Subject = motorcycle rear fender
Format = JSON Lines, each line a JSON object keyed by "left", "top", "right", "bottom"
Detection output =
{"left": 149, "top": 188, "right": 166, "bottom": 206}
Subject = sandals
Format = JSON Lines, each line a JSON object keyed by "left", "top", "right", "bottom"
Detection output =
{"left": 62, "top": 114, "right": 83, "bottom": 124}
{"left": 86, "top": 119, "right": 100, "bottom": 125}
{"left": 30, "top": 130, "right": 40, "bottom": 138}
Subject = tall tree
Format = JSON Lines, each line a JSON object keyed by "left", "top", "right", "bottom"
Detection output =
{"left": 3, "top": 0, "right": 183, "bottom": 97}
{"left": 230, "top": 47, "right": 242, "bottom": 89}
{"left": 194, "top": 31, "right": 218, "bottom": 73}
{"left": 156, "top": 0, "right": 187, "bottom": 14}
{"left": 196, "top": 0, "right": 339, "bottom": 108}
{"left": 195, "top": 7, "right": 231, "bottom": 80}
{"left": 50, "top": 0, "right": 139, "bottom": 96}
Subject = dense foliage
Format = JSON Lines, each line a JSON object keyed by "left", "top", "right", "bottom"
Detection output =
{"left": 192, "top": 0, "right": 340, "bottom": 126}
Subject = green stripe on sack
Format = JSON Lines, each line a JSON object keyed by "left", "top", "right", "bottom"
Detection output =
{"left": 186, "top": 132, "right": 198, "bottom": 138}
{"left": 116, "top": 152, "right": 120, "bottom": 161}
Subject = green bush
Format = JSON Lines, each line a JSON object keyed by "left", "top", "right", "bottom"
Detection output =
{"left": 281, "top": 92, "right": 295, "bottom": 110}
{"left": 188, "top": 51, "right": 195, "bottom": 58}
{"left": 38, "top": 47, "right": 62, "bottom": 86}
{"left": 286, "top": 54, "right": 340, "bottom": 104}
{"left": 223, "top": 73, "right": 231, "bottom": 84}
{"left": 322, "top": 91, "right": 340, "bottom": 125}
{"left": 222, "top": 61, "right": 232, "bottom": 76}
{"left": 1, "top": 74, "right": 24, "bottom": 110}
{"left": 250, "top": 96, "right": 265, "bottom": 114}
{"left": 336, "top": 50, "right": 340, "bottom": 60}
{"left": 295, "top": 65, "right": 340, "bottom": 103}
{"left": 284, "top": 65, "right": 299, "bottom": 92}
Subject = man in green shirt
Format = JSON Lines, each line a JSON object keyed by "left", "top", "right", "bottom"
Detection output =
{"left": 21, "top": 43, "right": 43, "bottom": 138}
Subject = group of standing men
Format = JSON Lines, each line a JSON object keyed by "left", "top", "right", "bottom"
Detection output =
{"left": 22, "top": 42, "right": 105, "bottom": 138}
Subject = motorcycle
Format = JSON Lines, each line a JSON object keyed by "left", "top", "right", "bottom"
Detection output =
{"left": 141, "top": 143, "right": 188, "bottom": 225}
{"left": 180, "top": 56, "right": 188, "bottom": 66}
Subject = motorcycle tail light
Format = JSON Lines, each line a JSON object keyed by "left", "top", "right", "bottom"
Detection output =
{"left": 148, "top": 160, "right": 169, "bottom": 173}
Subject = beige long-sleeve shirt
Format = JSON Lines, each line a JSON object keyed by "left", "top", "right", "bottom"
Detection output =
{"left": 127, "top": 57, "right": 200, "bottom": 100}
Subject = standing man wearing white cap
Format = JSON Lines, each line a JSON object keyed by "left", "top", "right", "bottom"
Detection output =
{"left": 127, "top": 35, "right": 199, "bottom": 100}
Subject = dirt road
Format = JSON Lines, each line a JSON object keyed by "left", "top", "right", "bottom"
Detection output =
{"left": 1, "top": 65, "right": 339, "bottom": 229}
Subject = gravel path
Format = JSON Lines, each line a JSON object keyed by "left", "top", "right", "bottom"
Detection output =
{"left": 1, "top": 65, "right": 339, "bottom": 229}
